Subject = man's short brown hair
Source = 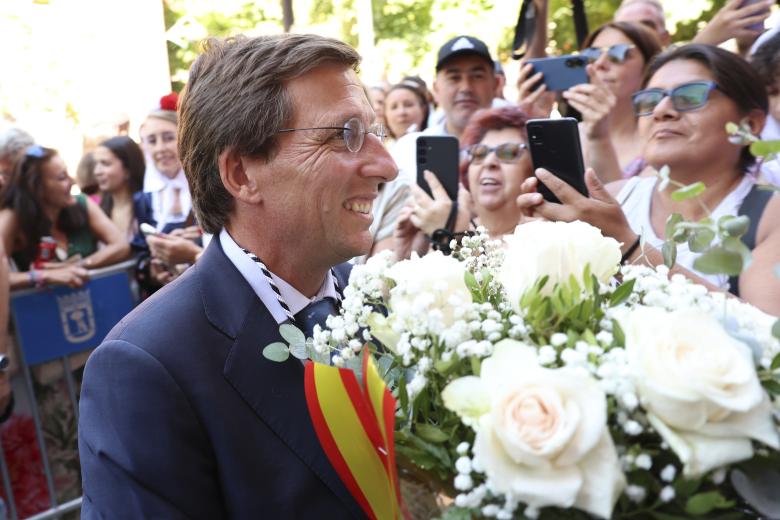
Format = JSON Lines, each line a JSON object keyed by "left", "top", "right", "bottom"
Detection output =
{"left": 178, "top": 34, "right": 361, "bottom": 233}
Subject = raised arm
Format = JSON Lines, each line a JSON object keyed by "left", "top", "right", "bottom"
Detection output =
{"left": 82, "top": 197, "right": 130, "bottom": 268}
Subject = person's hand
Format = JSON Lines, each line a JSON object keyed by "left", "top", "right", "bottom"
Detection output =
{"left": 393, "top": 206, "right": 429, "bottom": 260}
{"left": 514, "top": 176, "right": 546, "bottom": 224}
{"left": 40, "top": 265, "right": 90, "bottom": 288}
{"left": 693, "top": 0, "right": 772, "bottom": 46}
{"left": 517, "top": 63, "right": 556, "bottom": 118}
{"left": 524, "top": 168, "right": 638, "bottom": 253}
{"left": 561, "top": 64, "right": 616, "bottom": 140}
{"left": 150, "top": 258, "right": 176, "bottom": 286}
{"left": 169, "top": 225, "right": 202, "bottom": 241}
{"left": 410, "top": 171, "right": 457, "bottom": 235}
{"left": 147, "top": 234, "right": 202, "bottom": 265}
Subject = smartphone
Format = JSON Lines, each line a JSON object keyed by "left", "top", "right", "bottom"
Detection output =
{"left": 527, "top": 118, "right": 588, "bottom": 203}
{"left": 740, "top": 0, "right": 768, "bottom": 32}
{"left": 416, "top": 135, "right": 459, "bottom": 200}
{"left": 526, "top": 55, "right": 589, "bottom": 92}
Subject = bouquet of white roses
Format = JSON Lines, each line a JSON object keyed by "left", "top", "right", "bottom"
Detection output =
{"left": 274, "top": 220, "right": 780, "bottom": 520}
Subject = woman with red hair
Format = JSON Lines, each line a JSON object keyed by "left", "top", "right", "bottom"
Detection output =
{"left": 395, "top": 105, "right": 535, "bottom": 257}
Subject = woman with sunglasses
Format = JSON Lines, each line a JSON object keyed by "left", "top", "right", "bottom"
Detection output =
{"left": 518, "top": 44, "right": 780, "bottom": 316}
{"left": 561, "top": 22, "right": 662, "bottom": 182}
{"left": 395, "top": 106, "right": 534, "bottom": 258}
{"left": 0, "top": 146, "right": 130, "bottom": 289}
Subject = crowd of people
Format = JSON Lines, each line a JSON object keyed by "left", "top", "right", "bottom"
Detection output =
{"left": 0, "top": 0, "right": 778, "bottom": 516}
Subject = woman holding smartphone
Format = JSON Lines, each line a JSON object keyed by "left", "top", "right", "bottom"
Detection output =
{"left": 518, "top": 44, "right": 780, "bottom": 316}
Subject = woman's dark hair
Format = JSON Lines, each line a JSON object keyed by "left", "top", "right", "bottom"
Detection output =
{"left": 458, "top": 105, "right": 532, "bottom": 187}
{"left": 97, "top": 136, "right": 145, "bottom": 216}
{"left": 582, "top": 21, "right": 662, "bottom": 68}
{"left": 2, "top": 146, "right": 87, "bottom": 261}
{"left": 384, "top": 82, "right": 430, "bottom": 138}
{"left": 644, "top": 44, "right": 769, "bottom": 172}
{"left": 750, "top": 31, "right": 780, "bottom": 95}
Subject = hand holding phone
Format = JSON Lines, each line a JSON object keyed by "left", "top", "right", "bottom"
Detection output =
{"left": 140, "top": 223, "right": 160, "bottom": 237}
{"left": 526, "top": 55, "right": 589, "bottom": 92}
{"left": 527, "top": 118, "right": 588, "bottom": 203}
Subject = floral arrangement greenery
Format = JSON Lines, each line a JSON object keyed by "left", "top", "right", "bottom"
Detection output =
{"left": 266, "top": 218, "right": 780, "bottom": 520}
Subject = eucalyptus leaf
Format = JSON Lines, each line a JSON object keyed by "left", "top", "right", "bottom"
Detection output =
{"left": 688, "top": 227, "right": 716, "bottom": 253}
{"left": 262, "top": 342, "right": 290, "bottom": 362}
{"left": 750, "top": 139, "right": 780, "bottom": 158}
{"left": 279, "top": 323, "right": 306, "bottom": 346}
{"left": 725, "top": 122, "right": 740, "bottom": 134}
{"left": 671, "top": 181, "right": 706, "bottom": 202}
{"left": 763, "top": 379, "right": 780, "bottom": 394}
{"left": 665, "top": 213, "right": 683, "bottom": 239}
{"left": 731, "top": 466, "right": 780, "bottom": 518}
{"left": 719, "top": 215, "right": 750, "bottom": 238}
{"left": 415, "top": 423, "right": 449, "bottom": 443}
{"left": 289, "top": 342, "right": 309, "bottom": 360}
{"left": 693, "top": 246, "right": 743, "bottom": 276}
{"left": 662, "top": 240, "right": 677, "bottom": 268}
{"left": 306, "top": 342, "right": 331, "bottom": 365}
{"left": 723, "top": 237, "right": 752, "bottom": 268}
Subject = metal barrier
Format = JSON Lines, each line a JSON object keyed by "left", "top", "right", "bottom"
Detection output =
{"left": 1, "top": 260, "right": 137, "bottom": 520}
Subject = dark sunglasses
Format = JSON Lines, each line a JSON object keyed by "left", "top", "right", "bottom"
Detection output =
{"left": 632, "top": 81, "right": 719, "bottom": 117}
{"left": 580, "top": 44, "right": 635, "bottom": 64}
{"left": 467, "top": 142, "right": 527, "bottom": 164}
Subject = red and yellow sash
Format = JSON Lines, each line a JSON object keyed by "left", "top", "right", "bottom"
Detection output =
{"left": 305, "top": 353, "right": 401, "bottom": 520}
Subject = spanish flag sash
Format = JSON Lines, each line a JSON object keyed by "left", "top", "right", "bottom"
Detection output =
{"left": 304, "top": 353, "right": 401, "bottom": 520}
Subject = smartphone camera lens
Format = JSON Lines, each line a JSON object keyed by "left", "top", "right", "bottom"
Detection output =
{"left": 565, "top": 57, "right": 585, "bottom": 68}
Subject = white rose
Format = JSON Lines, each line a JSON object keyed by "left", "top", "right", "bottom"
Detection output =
{"left": 499, "top": 221, "right": 621, "bottom": 308}
{"left": 622, "top": 306, "right": 779, "bottom": 477}
{"left": 385, "top": 251, "right": 472, "bottom": 329}
{"left": 443, "top": 339, "right": 625, "bottom": 518}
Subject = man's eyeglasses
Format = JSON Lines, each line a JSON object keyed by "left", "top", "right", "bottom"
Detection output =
{"left": 632, "top": 81, "right": 719, "bottom": 117}
{"left": 467, "top": 142, "right": 527, "bottom": 164}
{"left": 581, "top": 44, "right": 635, "bottom": 64}
{"left": 277, "top": 117, "right": 386, "bottom": 153}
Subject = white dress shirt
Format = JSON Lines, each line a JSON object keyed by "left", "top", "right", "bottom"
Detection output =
{"left": 219, "top": 229, "right": 339, "bottom": 325}
{"left": 144, "top": 164, "right": 193, "bottom": 230}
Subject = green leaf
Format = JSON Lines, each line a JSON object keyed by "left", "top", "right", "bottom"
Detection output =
{"left": 725, "top": 122, "right": 740, "bottom": 134}
{"left": 610, "top": 278, "right": 635, "bottom": 307}
{"left": 674, "top": 477, "right": 702, "bottom": 498}
{"left": 665, "top": 212, "right": 683, "bottom": 239}
{"left": 470, "top": 356, "right": 481, "bottom": 377}
{"left": 289, "top": 342, "right": 309, "bottom": 360}
{"left": 434, "top": 357, "right": 456, "bottom": 374}
{"left": 415, "top": 423, "right": 449, "bottom": 443}
{"left": 671, "top": 181, "right": 706, "bottom": 202}
{"left": 772, "top": 320, "right": 780, "bottom": 341}
{"left": 693, "top": 246, "right": 743, "bottom": 276}
{"left": 688, "top": 227, "right": 716, "bottom": 253}
{"left": 750, "top": 139, "right": 780, "bottom": 158}
{"left": 262, "top": 342, "right": 290, "bottom": 362}
{"left": 723, "top": 236, "right": 752, "bottom": 268}
{"left": 280, "top": 323, "right": 306, "bottom": 345}
{"left": 685, "top": 491, "right": 734, "bottom": 516}
{"left": 612, "top": 319, "right": 626, "bottom": 346}
{"left": 464, "top": 270, "right": 480, "bottom": 298}
{"left": 719, "top": 215, "right": 750, "bottom": 238}
{"left": 763, "top": 379, "right": 780, "bottom": 395}
{"left": 435, "top": 506, "right": 473, "bottom": 520}
{"left": 306, "top": 341, "right": 330, "bottom": 365}
{"left": 662, "top": 240, "right": 677, "bottom": 268}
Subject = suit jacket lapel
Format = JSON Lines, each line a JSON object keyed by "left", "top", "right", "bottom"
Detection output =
{"left": 197, "top": 240, "right": 365, "bottom": 519}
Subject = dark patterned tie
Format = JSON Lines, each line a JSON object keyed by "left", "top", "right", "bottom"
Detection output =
{"left": 294, "top": 297, "right": 339, "bottom": 339}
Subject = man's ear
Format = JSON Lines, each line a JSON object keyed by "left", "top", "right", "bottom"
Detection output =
{"left": 218, "top": 147, "right": 263, "bottom": 204}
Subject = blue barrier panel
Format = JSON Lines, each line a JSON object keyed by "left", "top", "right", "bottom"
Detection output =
{"left": 10, "top": 270, "right": 134, "bottom": 365}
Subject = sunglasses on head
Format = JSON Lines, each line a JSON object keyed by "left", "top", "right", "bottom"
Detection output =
{"left": 467, "top": 142, "right": 527, "bottom": 164}
{"left": 25, "top": 145, "right": 45, "bottom": 158}
{"left": 632, "top": 80, "right": 719, "bottom": 117}
{"left": 580, "top": 43, "right": 635, "bottom": 64}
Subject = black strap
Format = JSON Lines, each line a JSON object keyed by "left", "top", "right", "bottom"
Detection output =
{"left": 572, "top": 0, "right": 589, "bottom": 49}
{"left": 728, "top": 185, "right": 773, "bottom": 297}
{"left": 511, "top": 0, "right": 537, "bottom": 60}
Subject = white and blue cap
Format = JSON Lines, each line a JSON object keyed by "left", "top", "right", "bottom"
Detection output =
{"left": 436, "top": 35, "right": 494, "bottom": 72}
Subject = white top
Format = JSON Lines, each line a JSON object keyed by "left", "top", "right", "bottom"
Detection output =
{"left": 144, "top": 165, "right": 193, "bottom": 230}
{"left": 616, "top": 175, "right": 755, "bottom": 289}
{"left": 219, "top": 228, "right": 339, "bottom": 325}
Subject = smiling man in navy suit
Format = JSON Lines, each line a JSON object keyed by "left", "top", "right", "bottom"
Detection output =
{"left": 78, "top": 34, "right": 397, "bottom": 519}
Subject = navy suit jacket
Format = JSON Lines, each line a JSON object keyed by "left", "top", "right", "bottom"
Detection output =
{"left": 78, "top": 237, "right": 365, "bottom": 519}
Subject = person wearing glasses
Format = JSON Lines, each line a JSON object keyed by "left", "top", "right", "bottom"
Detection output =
{"left": 517, "top": 44, "right": 780, "bottom": 316}
{"left": 395, "top": 106, "right": 534, "bottom": 258}
{"left": 563, "top": 22, "right": 662, "bottom": 182}
{"left": 79, "top": 34, "right": 396, "bottom": 518}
